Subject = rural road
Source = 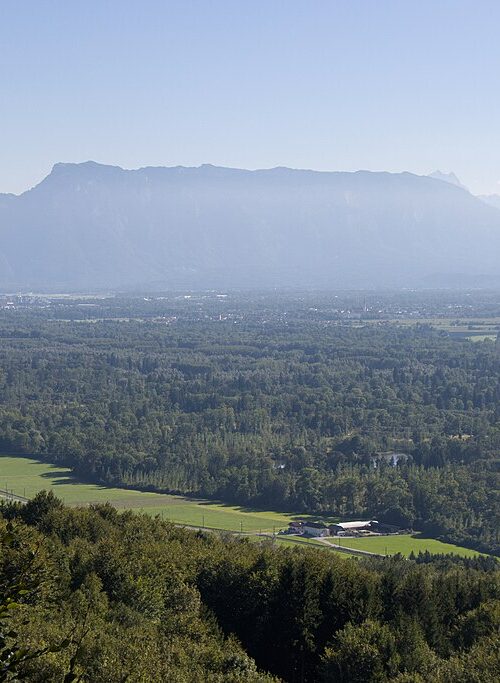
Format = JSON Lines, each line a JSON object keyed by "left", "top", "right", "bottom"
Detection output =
{"left": 0, "top": 488, "right": 28, "bottom": 504}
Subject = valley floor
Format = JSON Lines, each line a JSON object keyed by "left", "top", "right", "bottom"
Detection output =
{"left": 0, "top": 454, "right": 487, "bottom": 559}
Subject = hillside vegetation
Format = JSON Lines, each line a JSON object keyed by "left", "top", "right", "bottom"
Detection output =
{"left": 1, "top": 494, "right": 499, "bottom": 682}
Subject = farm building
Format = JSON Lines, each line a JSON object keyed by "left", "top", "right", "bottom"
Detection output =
{"left": 303, "top": 521, "right": 330, "bottom": 537}
{"left": 329, "top": 520, "right": 377, "bottom": 535}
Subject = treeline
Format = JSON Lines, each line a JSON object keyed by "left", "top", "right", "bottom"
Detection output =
{"left": 1, "top": 493, "right": 499, "bottom": 682}
{"left": 0, "top": 314, "right": 498, "bottom": 553}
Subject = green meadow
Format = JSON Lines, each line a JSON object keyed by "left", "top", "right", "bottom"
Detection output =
{"left": 0, "top": 455, "right": 488, "bottom": 558}
{"left": 0, "top": 455, "right": 294, "bottom": 532}
{"left": 324, "top": 534, "right": 483, "bottom": 558}
{"left": 466, "top": 334, "right": 497, "bottom": 342}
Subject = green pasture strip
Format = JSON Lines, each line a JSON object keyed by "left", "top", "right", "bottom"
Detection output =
{"left": 326, "top": 534, "right": 483, "bottom": 558}
{"left": 133, "top": 504, "right": 293, "bottom": 532}
{"left": 466, "top": 334, "right": 497, "bottom": 342}
{"left": 0, "top": 455, "right": 293, "bottom": 532}
{"left": 277, "top": 536, "right": 355, "bottom": 557}
{"left": 0, "top": 455, "right": 488, "bottom": 556}
{"left": 388, "top": 318, "right": 499, "bottom": 336}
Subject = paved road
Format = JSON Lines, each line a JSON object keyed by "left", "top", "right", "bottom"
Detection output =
{"left": 0, "top": 489, "right": 28, "bottom": 504}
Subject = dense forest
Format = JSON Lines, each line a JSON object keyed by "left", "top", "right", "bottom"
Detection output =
{"left": 1, "top": 493, "right": 499, "bottom": 682}
{"left": 0, "top": 294, "right": 498, "bottom": 554}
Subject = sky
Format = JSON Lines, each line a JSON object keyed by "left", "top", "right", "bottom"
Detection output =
{"left": 1, "top": 0, "right": 499, "bottom": 196}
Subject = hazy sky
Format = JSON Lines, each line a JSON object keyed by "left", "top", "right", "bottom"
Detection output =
{"left": 1, "top": 1, "right": 499, "bottom": 195}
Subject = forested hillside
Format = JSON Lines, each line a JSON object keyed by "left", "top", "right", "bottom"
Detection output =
{"left": 0, "top": 297, "right": 498, "bottom": 554}
{"left": 1, "top": 495, "right": 499, "bottom": 682}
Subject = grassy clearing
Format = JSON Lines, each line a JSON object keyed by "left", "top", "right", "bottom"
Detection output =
{"left": 0, "top": 455, "right": 488, "bottom": 557}
{"left": 325, "top": 534, "right": 483, "bottom": 558}
{"left": 466, "top": 334, "right": 497, "bottom": 342}
{"left": 394, "top": 316, "right": 500, "bottom": 330}
{"left": 0, "top": 455, "right": 295, "bottom": 532}
{"left": 127, "top": 503, "right": 294, "bottom": 532}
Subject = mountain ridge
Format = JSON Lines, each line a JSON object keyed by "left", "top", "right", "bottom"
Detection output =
{"left": 428, "top": 170, "right": 468, "bottom": 191}
{"left": 1, "top": 162, "right": 499, "bottom": 291}
{"left": 478, "top": 193, "right": 500, "bottom": 211}
{"left": 7, "top": 162, "right": 467, "bottom": 197}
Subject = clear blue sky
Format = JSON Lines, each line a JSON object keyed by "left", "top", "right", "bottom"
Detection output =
{"left": 1, "top": 0, "right": 499, "bottom": 195}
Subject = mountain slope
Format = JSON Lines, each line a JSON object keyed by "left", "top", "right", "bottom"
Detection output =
{"left": 1, "top": 162, "right": 499, "bottom": 290}
{"left": 479, "top": 194, "right": 500, "bottom": 211}
{"left": 428, "top": 170, "right": 468, "bottom": 191}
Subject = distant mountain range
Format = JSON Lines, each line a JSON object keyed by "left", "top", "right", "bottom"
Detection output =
{"left": 427, "top": 171, "right": 500, "bottom": 214}
{"left": 0, "top": 162, "right": 499, "bottom": 291}
{"left": 478, "top": 194, "right": 500, "bottom": 211}
{"left": 428, "top": 170, "right": 469, "bottom": 191}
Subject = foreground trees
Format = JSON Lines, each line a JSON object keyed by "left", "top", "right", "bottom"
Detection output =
{"left": 1, "top": 494, "right": 498, "bottom": 682}
{"left": 1, "top": 499, "right": 275, "bottom": 682}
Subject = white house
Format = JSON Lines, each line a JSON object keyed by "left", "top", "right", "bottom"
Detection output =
{"left": 303, "top": 521, "right": 330, "bottom": 537}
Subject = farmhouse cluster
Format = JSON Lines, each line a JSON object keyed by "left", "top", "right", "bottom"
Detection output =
{"left": 287, "top": 519, "right": 399, "bottom": 538}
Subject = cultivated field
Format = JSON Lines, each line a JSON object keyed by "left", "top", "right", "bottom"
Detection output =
{"left": 322, "top": 534, "right": 483, "bottom": 558}
{"left": 394, "top": 317, "right": 500, "bottom": 340}
{"left": 0, "top": 455, "right": 488, "bottom": 557}
{"left": 467, "top": 334, "right": 497, "bottom": 342}
{"left": 0, "top": 455, "right": 294, "bottom": 532}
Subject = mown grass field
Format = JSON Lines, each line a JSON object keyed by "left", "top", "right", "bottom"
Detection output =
{"left": 0, "top": 455, "right": 488, "bottom": 557}
{"left": 393, "top": 317, "right": 499, "bottom": 340}
{"left": 466, "top": 334, "right": 497, "bottom": 342}
{"left": 323, "top": 534, "right": 483, "bottom": 558}
{"left": 0, "top": 455, "right": 294, "bottom": 532}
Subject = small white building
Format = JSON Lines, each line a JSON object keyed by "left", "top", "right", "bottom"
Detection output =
{"left": 303, "top": 521, "right": 330, "bottom": 537}
{"left": 330, "top": 520, "right": 376, "bottom": 535}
